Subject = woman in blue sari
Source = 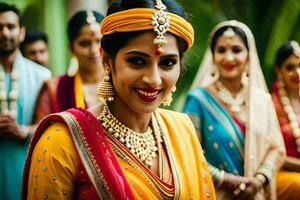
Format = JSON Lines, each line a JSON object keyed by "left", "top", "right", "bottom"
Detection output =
{"left": 183, "top": 20, "right": 286, "bottom": 200}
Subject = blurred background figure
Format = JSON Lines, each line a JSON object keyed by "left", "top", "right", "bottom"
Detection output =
{"left": 20, "top": 30, "right": 49, "bottom": 67}
{"left": 183, "top": 20, "right": 285, "bottom": 199}
{"left": 33, "top": 10, "right": 104, "bottom": 123}
{"left": 271, "top": 41, "right": 300, "bottom": 199}
{"left": 0, "top": 2, "right": 51, "bottom": 200}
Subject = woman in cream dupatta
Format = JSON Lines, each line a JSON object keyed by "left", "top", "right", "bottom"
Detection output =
{"left": 183, "top": 20, "right": 285, "bottom": 199}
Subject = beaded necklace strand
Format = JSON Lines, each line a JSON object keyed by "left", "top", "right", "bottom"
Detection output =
{"left": 215, "top": 80, "right": 247, "bottom": 113}
{"left": 0, "top": 68, "right": 18, "bottom": 117}
{"left": 277, "top": 80, "right": 300, "bottom": 153}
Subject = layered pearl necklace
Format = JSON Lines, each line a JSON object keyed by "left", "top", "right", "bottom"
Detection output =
{"left": 98, "top": 103, "right": 162, "bottom": 168}
{"left": 0, "top": 68, "right": 18, "bottom": 117}
{"left": 277, "top": 80, "right": 300, "bottom": 153}
{"left": 215, "top": 80, "right": 247, "bottom": 113}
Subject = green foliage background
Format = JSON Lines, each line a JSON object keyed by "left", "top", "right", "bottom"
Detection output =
{"left": 171, "top": 0, "right": 300, "bottom": 111}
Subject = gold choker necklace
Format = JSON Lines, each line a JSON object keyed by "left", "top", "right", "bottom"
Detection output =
{"left": 98, "top": 103, "right": 162, "bottom": 168}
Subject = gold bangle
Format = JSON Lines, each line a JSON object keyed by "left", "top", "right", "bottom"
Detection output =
{"left": 256, "top": 174, "right": 266, "bottom": 183}
{"left": 217, "top": 170, "right": 225, "bottom": 188}
{"left": 255, "top": 174, "right": 266, "bottom": 189}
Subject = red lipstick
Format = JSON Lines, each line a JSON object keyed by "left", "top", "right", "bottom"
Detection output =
{"left": 135, "top": 88, "right": 160, "bottom": 102}
{"left": 222, "top": 64, "right": 235, "bottom": 71}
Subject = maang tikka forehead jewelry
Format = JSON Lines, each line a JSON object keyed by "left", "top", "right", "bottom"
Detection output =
{"left": 290, "top": 41, "right": 300, "bottom": 57}
{"left": 86, "top": 10, "right": 100, "bottom": 37}
{"left": 152, "top": 0, "right": 170, "bottom": 48}
{"left": 223, "top": 27, "right": 235, "bottom": 38}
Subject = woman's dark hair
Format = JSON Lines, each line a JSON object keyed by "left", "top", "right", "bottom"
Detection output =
{"left": 67, "top": 10, "right": 104, "bottom": 43}
{"left": 210, "top": 25, "right": 249, "bottom": 53}
{"left": 101, "top": 0, "right": 189, "bottom": 62}
{"left": 274, "top": 41, "right": 298, "bottom": 68}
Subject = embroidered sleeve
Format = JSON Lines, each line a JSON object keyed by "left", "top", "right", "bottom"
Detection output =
{"left": 27, "top": 122, "right": 80, "bottom": 199}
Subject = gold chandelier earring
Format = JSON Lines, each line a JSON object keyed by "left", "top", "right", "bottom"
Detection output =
{"left": 97, "top": 68, "right": 115, "bottom": 102}
{"left": 162, "top": 86, "right": 176, "bottom": 106}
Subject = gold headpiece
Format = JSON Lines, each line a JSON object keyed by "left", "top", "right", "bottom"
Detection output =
{"left": 87, "top": 10, "right": 100, "bottom": 36}
{"left": 223, "top": 27, "right": 235, "bottom": 38}
{"left": 152, "top": 0, "right": 170, "bottom": 47}
{"left": 100, "top": 2, "right": 194, "bottom": 49}
{"left": 290, "top": 40, "right": 300, "bottom": 57}
{"left": 209, "top": 20, "right": 240, "bottom": 42}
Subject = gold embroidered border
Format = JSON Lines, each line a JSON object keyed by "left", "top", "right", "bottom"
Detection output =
{"left": 59, "top": 112, "right": 113, "bottom": 200}
{"left": 108, "top": 137, "right": 174, "bottom": 200}
{"left": 154, "top": 111, "right": 182, "bottom": 200}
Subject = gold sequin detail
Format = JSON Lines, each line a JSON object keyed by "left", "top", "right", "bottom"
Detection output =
{"left": 206, "top": 192, "right": 210, "bottom": 198}
{"left": 213, "top": 143, "right": 219, "bottom": 149}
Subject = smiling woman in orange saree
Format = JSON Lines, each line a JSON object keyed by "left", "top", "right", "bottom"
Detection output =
{"left": 22, "top": 0, "right": 216, "bottom": 199}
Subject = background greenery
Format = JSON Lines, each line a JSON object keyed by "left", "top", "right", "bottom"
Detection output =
{"left": 2, "top": 0, "right": 68, "bottom": 75}
{"left": 2, "top": 0, "right": 300, "bottom": 111}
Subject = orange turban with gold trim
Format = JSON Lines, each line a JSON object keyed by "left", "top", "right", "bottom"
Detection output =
{"left": 100, "top": 8, "right": 194, "bottom": 49}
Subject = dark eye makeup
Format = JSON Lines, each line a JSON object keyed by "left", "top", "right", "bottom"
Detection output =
{"left": 127, "top": 56, "right": 146, "bottom": 66}
{"left": 216, "top": 46, "right": 244, "bottom": 54}
{"left": 159, "top": 57, "right": 178, "bottom": 68}
{"left": 78, "top": 40, "right": 91, "bottom": 47}
{"left": 125, "top": 51, "right": 178, "bottom": 69}
{"left": 284, "top": 64, "right": 298, "bottom": 71}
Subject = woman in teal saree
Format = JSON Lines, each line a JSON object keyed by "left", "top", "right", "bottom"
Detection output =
{"left": 183, "top": 20, "right": 286, "bottom": 200}
{"left": 185, "top": 87, "right": 245, "bottom": 175}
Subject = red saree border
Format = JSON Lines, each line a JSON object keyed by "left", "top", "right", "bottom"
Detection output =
{"left": 22, "top": 108, "right": 135, "bottom": 200}
{"left": 272, "top": 81, "right": 300, "bottom": 158}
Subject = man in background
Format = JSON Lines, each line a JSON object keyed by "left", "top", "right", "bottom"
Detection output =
{"left": 0, "top": 3, "right": 51, "bottom": 199}
{"left": 20, "top": 30, "right": 49, "bottom": 67}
